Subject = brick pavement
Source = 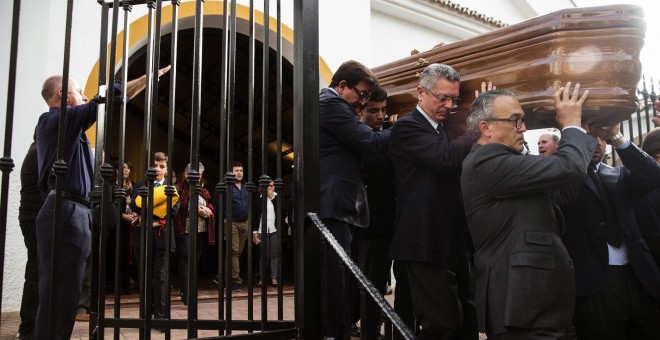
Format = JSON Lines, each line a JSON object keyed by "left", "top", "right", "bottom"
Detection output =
{"left": 0, "top": 286, "right": 487, "bottom": 339}
{"left": 1, "top": 284, "right": 295, "bottom": 340}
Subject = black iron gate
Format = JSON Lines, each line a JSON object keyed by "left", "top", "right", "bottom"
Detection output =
{"left": 612, "top": 76, "right": 659, "bottom": 165}
{"left": 1, "top": 0, "right": 321, "bottom": 338}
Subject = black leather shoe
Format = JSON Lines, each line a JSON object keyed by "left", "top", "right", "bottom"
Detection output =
{"left": 350, "top": 323, "right": 360, "bottom": 337}
{"left": 16, "top": 331, "right": 34, "bottom": 340}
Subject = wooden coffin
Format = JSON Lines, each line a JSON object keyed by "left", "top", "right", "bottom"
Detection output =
{"left": 372, "top": 5, "right": 646, "bottom": 135}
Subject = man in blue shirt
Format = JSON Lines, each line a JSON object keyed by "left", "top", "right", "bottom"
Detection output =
{"left": 229, "top": 161, "right": 249, "bottom": 291}
{"left": 34, "top": 67, "right": 168, "bottom": 340}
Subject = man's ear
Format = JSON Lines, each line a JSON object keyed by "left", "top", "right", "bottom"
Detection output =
{"left": 479, "top": 121, "right": 491, "bottom": 138}
{"left": 416, "top": 85, "right": 425, "bottom": 101}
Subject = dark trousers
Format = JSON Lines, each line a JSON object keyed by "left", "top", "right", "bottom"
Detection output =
{"left": 34, "top": 197, "right": 91, "bottom": 340}
{"left": 321, "top": 218, "right": 355, "bottom": 339}
{"left": 18, "top": 217, "right": 39, "bottom": 336}
{"left": 152, "top": 248, "right": 167, "bottom": 317}
{"left": 176, "top": 233, "right": 207, "bottom": 299}
{"left": 357, "top": 230, "right": 393, "bottom": 339}
{"left": 78, "top": 254, "right": 91, "bottom": 310}
{"left": 487, "top": 327, "right": 568, "bottom": 340}
{"left": 405, "top": 255, "right": 478, "bottom": 340}
{"left": 120, "top": 222, "right": 132, "bottom": 291}
{"left": 258, "top": 231, "right": 281, "bottom": 280}
{"left": 574, "top": 265, "right": 660, "bottom": 340}
{"left": 393, "top": 260, "right": 414, "bottom": 339}
{"left": 131, "top": 226, "right": 170, "bottom": 318}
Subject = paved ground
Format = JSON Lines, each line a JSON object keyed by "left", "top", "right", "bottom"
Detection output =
{"left": 1, "top": 283, "right": 297, "bottom": 340}
{"left": 0, "top": 284, "right": 487, "bottom": 339}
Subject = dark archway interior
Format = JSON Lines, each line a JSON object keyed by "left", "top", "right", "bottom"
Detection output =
{"left": 108, "top": 28, "right": 295, "bottom": 190}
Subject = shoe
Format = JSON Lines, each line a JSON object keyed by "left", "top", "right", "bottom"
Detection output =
{"left": 350, "top": 323, "right": 360, "bottom": 337}
{"left": 271, "top": 279, "right": 278, "bottom": 287}
{"left": 152, "top": 314, "right": 167, "bottom": 333}
{"left": 15, "top": 331, "right": 33, "bottom": 340}
{"left": 231, "top": 283, "right": 242, "bottom": 292}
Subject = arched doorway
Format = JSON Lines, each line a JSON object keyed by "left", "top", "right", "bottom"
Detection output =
{"left": 111, "top": 27, "right": 295, "bottom": 190}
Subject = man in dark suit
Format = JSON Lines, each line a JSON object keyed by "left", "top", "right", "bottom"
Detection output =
{"left": 634, "top": 127, "right": 660, "bottom": 268}
{"left": 353, "top": 86, "right": 400, "bottom": 338}
{"left": 461, "top": 84, "right": 595, "bottom": 339}
{"left": 559, "top": 124, "right": 660, "bottom": 339}
{"left": 388, "top": 63, "right": 475, "bottom": 339}
{"left": 319, "top": 60, "right": 390, "bottom": 338}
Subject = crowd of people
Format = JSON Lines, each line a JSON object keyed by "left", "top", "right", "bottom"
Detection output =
{"left": 15, "top": 67, "right": 284, "bottom": 339}
{"left": 319, "top": 60, "right": 660, "bottom": 340}
{"left": 13, "top": 59, "right": 660, "bottom": 340}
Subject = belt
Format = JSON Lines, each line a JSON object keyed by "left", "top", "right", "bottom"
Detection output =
{"left": 48, "top": 189, "right": 92, "bottom": 208}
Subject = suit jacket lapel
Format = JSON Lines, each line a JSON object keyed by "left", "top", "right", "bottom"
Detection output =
{"left": 584, "top": 171, "right": 599, "bottom": 198}
{"left": 412, "top": 108, "right": 445, "bottom": 137}
{"left": 584, "top": 163, "right": 619, "bottom": 210}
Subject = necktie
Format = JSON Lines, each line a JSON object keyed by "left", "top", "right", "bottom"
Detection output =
{"left": 436, "top": 124, "right": 448, "bottom": 139}
{"left": 587, "top": 165, "right": 624, "bottom": 247}
{"left": 154, "top": 182, "right": 162, "bottom": 187}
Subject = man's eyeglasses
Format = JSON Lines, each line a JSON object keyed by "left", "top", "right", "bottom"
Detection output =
{"left": 423, "top": 87, "right": 461, "bottom": 107}
{"left": 352, "top": 86, "right": 371, "bottom": 102}
{"left": 487, "top": 117, "right": 526, "bottom": 130}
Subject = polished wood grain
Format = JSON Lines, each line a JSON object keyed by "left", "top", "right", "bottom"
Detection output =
{"left": 372, "top": 5, "right": 646, "bottom": 136}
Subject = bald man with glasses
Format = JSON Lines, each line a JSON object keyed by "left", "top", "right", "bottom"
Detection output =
{"left": 461, "top": 84, "right": 597, "bottom": 339}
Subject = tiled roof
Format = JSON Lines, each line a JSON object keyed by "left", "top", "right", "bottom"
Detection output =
{"left": 430, "top": 0, "right": 508, "bottom": 27}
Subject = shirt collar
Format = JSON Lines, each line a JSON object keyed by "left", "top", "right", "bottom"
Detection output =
{"left": 416, "top": 104, "right": 441, "bottom": 131}
{"left": 326, "top": 87, "right": 339, "bottom": 96}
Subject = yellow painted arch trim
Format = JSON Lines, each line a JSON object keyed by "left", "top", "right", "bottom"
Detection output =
{"left": 85, "top": 1, "right": 333, "bottom": 144}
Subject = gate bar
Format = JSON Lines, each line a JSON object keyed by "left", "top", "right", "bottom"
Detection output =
{"left": 0, "top": 0, "right": 20, "bottom": 321}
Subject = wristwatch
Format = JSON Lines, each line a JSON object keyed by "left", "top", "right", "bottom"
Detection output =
{"left": 606, "top": 132, "right": 624, "bottom": 145}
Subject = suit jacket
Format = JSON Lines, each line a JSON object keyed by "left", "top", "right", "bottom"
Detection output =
{"left": 362, "top": 127, "right": 396, "bottom": 239}
{"left": 634, "top": 189, "right": 660, "bottom": 269}
{"left": 560, "top": 143, "right": 660, "bottom": 300}
{"left": 461, "top": 128, "right": 596, "bottom": 334}
{"left": 319, "top": 88, "right": 390, "bottom": 228}
{"left": 389, "top": 108, "right": 473, "bottom": 267}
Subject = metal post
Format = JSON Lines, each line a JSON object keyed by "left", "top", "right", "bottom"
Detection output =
{"left": 275, "top": 0, "right": 285, "bottom": 320}
{"left": 113, "top": 4, "right": 133, "bottom": 339}
{"left": 47, "top": 0, "right": 76, "bottom": 336}
{"left": 246, "top": 0, "right": 256, "bottom": 326}
{"left": 187, "top": 0, "right": 205, "bottom": 337}
{"left": 260, "top": 0, "right": 270, "bottom": 328}
{"left": 0, "top": 0, "right": 20, "bottom": 320}
{"left": 293, "top": 0, "right": 321, "bottom": 337}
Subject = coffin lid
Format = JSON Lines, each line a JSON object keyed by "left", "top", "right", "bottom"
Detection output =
{"left": 371, "top": 5, "right": 646, "bottom": 135}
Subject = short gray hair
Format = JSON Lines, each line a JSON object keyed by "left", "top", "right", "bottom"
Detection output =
{"left": 466, "top": 89, "right": 516, "bottom": 140}
{"left": 418, "top": 64, "right": 460, "bottom": 90}
{"left": 184, "top": 161, "right": 205, "bottom": 173}
{"left": 540, "top": 128, "right": 561, "bottom": 142}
